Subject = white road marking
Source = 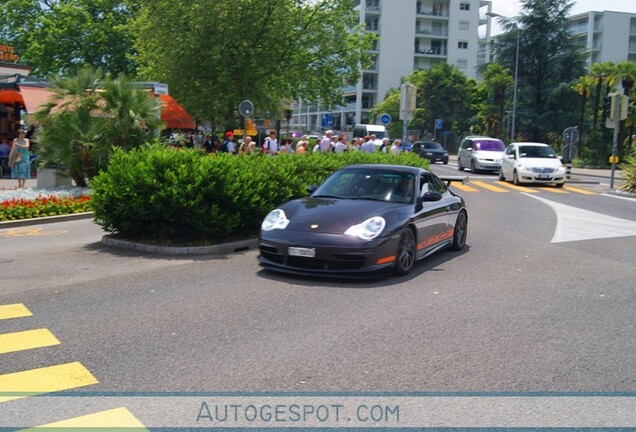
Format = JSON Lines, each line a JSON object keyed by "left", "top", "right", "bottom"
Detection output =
{"left": 523, "top": 193, "right": 636, "bottom": 243}
{"left": 601, "top": 193, "right": 636, "bottom": 202}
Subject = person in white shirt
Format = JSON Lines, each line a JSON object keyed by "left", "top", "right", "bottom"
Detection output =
{"left": 390, "top": 139, "right": 401, "bottom": 155}
{"left": 319, "top": 130, "right": 334, "bottom": 152}
{"left": 334, "top": 135, "right": 348, "bottom": 153}
{"left": 360, "top": 135, "right": 376, "bottom": 153}
{"left": 263, "top": 131, "right": 279, "bottom": 155}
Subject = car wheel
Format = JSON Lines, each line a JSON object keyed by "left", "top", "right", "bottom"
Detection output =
{"left": 457, "top": 158, "right": 463, "bottom": 171}
{"left": 555, "top": 182, "right": 565, "bottom": 188}
{"left": 394, "top": 228, "right": 416, "bottom": 276}
{"left": 499, "top": 168, "right": 505, "bottom": 181}
{"left": 470, "top": 160, "right": 478, "bottom": 173}
{"left": 443, "top": 158, "right": 448, "bottom": 165}
{"left": 450, "top": 211, "right": 468, "bottom": 251}
{"left": 513, "top": 170, "right": 520, "bottom": 185}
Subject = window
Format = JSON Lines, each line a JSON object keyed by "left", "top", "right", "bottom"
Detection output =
{"left": 457, "top": 59, "right": 468, "bottom": 69}
{"left": 460, "top": 2, "right": 470, "bottom": 10}
{"left": 459, "top": 21, "right": 469, "bottom": 31}
{"left": 458, "top": 41, "right": 468, "bottom": 49}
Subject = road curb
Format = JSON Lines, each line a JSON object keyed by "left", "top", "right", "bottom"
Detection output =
{"left": 0, "top": 212, "right": 94, "bottom": 229}
{"left": 101, "top": 234, "right": 259, "bottom": 256}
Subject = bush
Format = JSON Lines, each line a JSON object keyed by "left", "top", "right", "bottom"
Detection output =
{"left": 91, "top": 146, "right": 430, "bottom": 244}
{"left": 619, "top": 154, "right": 636, "bottom": 193}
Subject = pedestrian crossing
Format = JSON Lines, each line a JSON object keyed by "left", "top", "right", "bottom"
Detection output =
{"left": 451, "top": 180, "right": 597, "bottom": 195}
{"left": 0, "top": 303, "right": 148, "bottom": 430}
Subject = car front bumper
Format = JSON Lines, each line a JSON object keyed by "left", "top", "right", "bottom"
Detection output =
{"left": 473, "top": 159, "right": 501, "bottom": 171}
{"left": 517, "top": 169, "right": 566, "bottom": 184}
{"left": 258, "top": 229, "right": 401, "bottom": 278}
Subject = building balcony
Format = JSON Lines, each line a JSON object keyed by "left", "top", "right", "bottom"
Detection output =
{"left": 416, "top": 29, "right": 448, "bottom": 37}
{"left": 415, "top": 48, "right": 447, "bottom": 56}
{"left": 416, "top": 9, "right": 448, "bottom": 18}
{"left": 366, "top": 5, "right": 381, "bottom": 14}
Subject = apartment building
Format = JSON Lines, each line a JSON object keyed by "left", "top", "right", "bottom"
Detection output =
{"left": 568, "top": 10, "right": 636, "bottom": 67}
{"left": 293, "top": 0, "right": 492, "bottom": 134}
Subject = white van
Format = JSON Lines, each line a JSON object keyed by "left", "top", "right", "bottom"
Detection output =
{"left": 352, "top": 124, "right": 388, "bottom": 146}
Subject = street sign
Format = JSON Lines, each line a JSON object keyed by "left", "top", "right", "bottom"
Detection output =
{"left": 562, "top": 127, "right": 579, "bottom": 162}
{"left": 435, "top": 119, "right": 443, "bottom": 130}
{"left": 238, "top": 100, "right": 254, "bottom": 118}
{"left": 380, "top": 113, "right": 392, "bottom": 125}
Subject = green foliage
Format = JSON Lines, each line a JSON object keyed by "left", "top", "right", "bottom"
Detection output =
{"left": 490, "top": 0, "right": 586, "bottom": 141}
{"left": 619, "top": 154, "right": 636, "bottom": 193}
{"left": 0, "top": 0, "right": 138, "bottom": 76}
{"left": 132, "top": 0, "right": 374, "bottom": 124}
{"left": 34, "top": 67, "right": 163, "bottom": 186}
{"left": 91, "top": 146, "right": 430, "bottom": 244}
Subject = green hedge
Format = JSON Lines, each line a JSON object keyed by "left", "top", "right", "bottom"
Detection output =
{"left": 91, "top": 146, "right": 430, "bottom": 244}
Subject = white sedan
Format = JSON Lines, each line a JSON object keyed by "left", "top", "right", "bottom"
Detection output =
{"left": 499, "top": 142, "right": 567, "bottom": 188}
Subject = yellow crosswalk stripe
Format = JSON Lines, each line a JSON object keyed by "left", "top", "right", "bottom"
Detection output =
{"left": 452, "top": 183, "right": 480, "bottom": 192}
{"left": 0, "top": 304, "right": 32, "bottom": 320}
{"left": 20, "top": 407, "right": 148, "bottom": 430}
{"left": 470, "top": 180, "right": 509, "bottom": 192}
{"left": 0, "top": 329, "right": 61, "bottom": 355}
{"left": 541, "top": 187, "right": 569, "bottom": 194}
{"left": 564, "top": 185, "right": 597, "bottom": 195}
{"left": 495, "top": 181, "right": 539, "bottom": 193}
{"left": 0, "top": 362, "right": 98, "bottom": 403}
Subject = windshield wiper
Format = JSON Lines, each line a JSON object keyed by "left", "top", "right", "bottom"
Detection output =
{"left": 311, "top": 194, "right": 344, "bottom": 199}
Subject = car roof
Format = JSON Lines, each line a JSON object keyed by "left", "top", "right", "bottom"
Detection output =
{"left": 343, "top": 164, "right": 429, "bottom": 175}
{"left": 512, "top": 142, "right": 549, "bottom": 147}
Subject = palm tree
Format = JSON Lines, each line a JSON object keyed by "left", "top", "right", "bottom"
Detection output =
{"left": 34, "top": 67, "right": 162, "bottom": 186}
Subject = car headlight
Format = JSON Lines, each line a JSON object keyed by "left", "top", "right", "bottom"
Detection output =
{"left": 261, "top": 209, "right": 290, "bottom": 231}
{"left": 344, "top": 216, "right": 386, "bottom": 241}
{"left": 556, "top": 166, "right": 566, "bottom": 173}
{"left": 517, "top": 164, "right": 527, "bottom": 171}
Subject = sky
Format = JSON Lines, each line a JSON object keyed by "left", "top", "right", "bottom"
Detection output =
{"left": 489, "top": 0, "right": 636, "bottom": 34}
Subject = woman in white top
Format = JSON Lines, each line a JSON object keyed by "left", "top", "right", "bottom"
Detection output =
{"left": 390, "top": 139, "right": 401, "bottom": 155}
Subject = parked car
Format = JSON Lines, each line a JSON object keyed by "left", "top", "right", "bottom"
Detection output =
{"left": 499, "top": 142, "right": 567, "bottom": 188}
{"left": 258, "top": 164, "right": 468, "bottom": 278}
{"left": 412, "top": 141, "right": 449, "bottom": 164}
{"left": 458, "top": 136, "right": 505, "bottom": 173}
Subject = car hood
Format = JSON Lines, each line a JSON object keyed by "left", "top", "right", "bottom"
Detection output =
{"left": 278, "top": 197, "right": 410, "bottom": 234}
{"left": 517, "top": 157, "right": 562, "bottom": 168}
{"left": 473, "top": 150, "right": 503, "bottom": 158}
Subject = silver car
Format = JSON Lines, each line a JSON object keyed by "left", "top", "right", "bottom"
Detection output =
{"left": 458, "top": 136, "right": 506, "bottom": 173}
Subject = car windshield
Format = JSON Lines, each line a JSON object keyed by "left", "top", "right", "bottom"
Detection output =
{"left": 423, "top": 142, "right": 443, "bottom": 150}
{"left": 313, "top": 169, "right": 415, "bottom": 203}
{"left": 519, "top": 145, "right": 557, "bottom": 158}
{"left": 474, "top": 140, "right": 505, "bottom": 151}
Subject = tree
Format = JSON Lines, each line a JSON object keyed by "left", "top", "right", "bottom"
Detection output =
{"left": 490, "top": 0, "right": 586, "bottom": 141}
{"left": 0, "top": 0, "right": 138, "bottom": 76}
{"left": 476, "top": 64, "right": 513, "bottom": 138}
{"left": 132, "top": 0, "right": 374, "bottom": 125}
{"left": 34, "top": 67, "right": 162, "bottom": 186}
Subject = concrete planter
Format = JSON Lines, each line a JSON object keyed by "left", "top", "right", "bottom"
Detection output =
{"left": 37, "top": 168, "right": 72, "bottom": 188}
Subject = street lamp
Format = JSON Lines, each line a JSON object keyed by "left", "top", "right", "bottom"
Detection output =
{"left": 486, "top": 11, "right": 519, "bottom": 142}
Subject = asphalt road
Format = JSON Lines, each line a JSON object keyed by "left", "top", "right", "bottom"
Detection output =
{"left": 1, "top": 173, "right": 635, "bottom": 427}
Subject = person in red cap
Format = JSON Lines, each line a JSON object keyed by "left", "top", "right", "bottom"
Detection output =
{"left": 221, "top": 131, "right": 236, "bottom": 154}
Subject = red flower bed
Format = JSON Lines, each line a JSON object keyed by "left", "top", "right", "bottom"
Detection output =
{"left": 0, "top": 195, "right": 92, "bottom": 221}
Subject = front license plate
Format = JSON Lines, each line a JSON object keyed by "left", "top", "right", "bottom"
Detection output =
{"left": 288, "top": 247, "right": 316, "bottom": 258}
{"left": 537, "top": 174, "right": 550, "bottom": 180}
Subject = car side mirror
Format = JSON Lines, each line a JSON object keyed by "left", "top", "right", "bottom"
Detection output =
{"left": 507, "top": 154, "right": 516, "bottom": 160}
{"left": 421, "top": 191, "right": 443, "bottom": 202}
{"left": 307, "top": 185, "right": 318, "bottom": 194}
{"left": 465, "top": 147, "right": 473, "bottom": 151}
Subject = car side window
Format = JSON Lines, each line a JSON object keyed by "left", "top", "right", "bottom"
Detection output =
{"left": 505, "top": 145, "right": 515, "bottom": 156}
{"left": 420, "top": 174, "right": 447, "bottom": 195}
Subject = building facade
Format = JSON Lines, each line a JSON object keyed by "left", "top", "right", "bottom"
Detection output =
{"left": 568, "top": 11, "right": 636, "bottom": 66}
{"left": 293, "top": 0, "right": 492, "bottom": 134}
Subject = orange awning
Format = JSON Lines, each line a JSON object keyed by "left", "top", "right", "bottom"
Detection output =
{"left": 0, "top": 85, "right": 52, "bottom": 113}
{"left": 159, "top": 94, "right": 196, "bottom": 129}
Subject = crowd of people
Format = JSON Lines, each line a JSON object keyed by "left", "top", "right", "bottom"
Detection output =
{"left": 166, "top": 128, "right": 411, "bottom": 157}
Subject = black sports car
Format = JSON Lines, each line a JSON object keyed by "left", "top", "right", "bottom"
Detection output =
{"left": 258, "top": 164, "right": 468, "bottom": 278}
{"left": 412, "top": 141, "right": 449, "bottom": 164}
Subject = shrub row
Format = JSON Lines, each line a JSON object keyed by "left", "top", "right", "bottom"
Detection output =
{"left": 90, "top": 146, "right": 430, "bottom": 244}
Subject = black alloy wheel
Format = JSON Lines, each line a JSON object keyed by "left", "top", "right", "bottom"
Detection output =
{"left": 451, "top": 211, "right": 468, "bottom": 251}
{"left": 499, "top": 168, "right": 505, "bottom": 181}
{"left": 513, "top": 170, "right": 520, "bottom": 185}
{"left": 394, "top": 228, "right": 416, "bottom": 276}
